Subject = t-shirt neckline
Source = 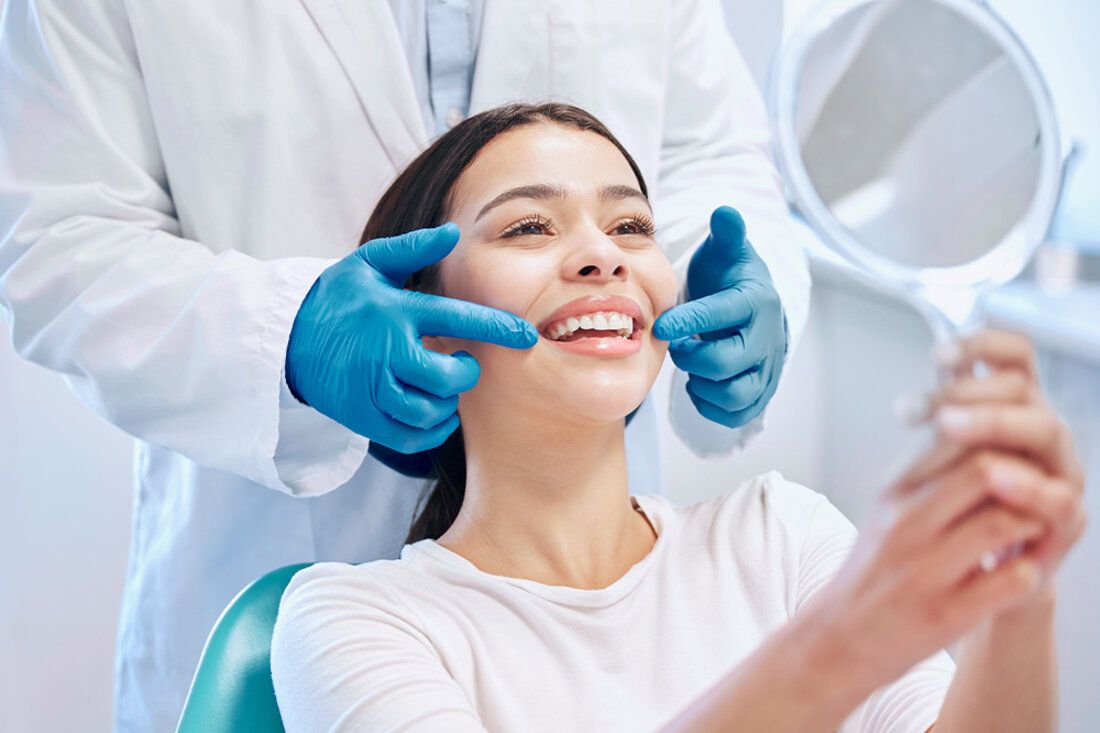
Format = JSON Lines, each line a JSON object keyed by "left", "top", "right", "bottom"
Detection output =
{"left": 403, "top": 494, "right": 669, "bottom": 609}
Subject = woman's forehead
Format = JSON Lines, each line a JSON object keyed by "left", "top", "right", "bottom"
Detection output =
{"left": 450, "top": 124, "right": 641, "bottom": 214}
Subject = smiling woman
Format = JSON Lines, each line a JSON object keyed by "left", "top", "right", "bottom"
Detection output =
{"left": 358, "top": 103, "right": 678, "bottom": 544}
{"left": 269, "top": 103, "right": 1084, "bottom": 733}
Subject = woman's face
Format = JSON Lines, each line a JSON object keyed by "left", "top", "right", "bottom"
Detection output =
{"left": 428, "top": 122, "right": 678, "bottom": 426}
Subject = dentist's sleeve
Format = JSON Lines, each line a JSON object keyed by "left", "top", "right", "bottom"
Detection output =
{"left": 0, "top": 0, "right": 368, "bottom": 495}
{"left": 654, "top": 0, "right": 811, "bottom": 455}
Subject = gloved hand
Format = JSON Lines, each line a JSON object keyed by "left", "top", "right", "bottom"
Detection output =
{"left": 286, "top": 223, "right": 537, "bottom": 453}
{"left": 653, "top": 206, "right": 787, "bottom": 429}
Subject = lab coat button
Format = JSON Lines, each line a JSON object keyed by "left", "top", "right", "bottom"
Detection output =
{"left": 445, "top": 107, "right": 464, "bottom": 128}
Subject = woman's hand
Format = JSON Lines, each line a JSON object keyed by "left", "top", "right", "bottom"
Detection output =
{"left": 805, "top": 329, "right": 1087, "bottom": 690}
{"left": 930, "top": 330, "right": 1086, "bottom": 595}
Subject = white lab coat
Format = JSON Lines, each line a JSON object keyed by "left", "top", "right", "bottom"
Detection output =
{"left": 0, "top": 1, "right": 809, "bottom": 730}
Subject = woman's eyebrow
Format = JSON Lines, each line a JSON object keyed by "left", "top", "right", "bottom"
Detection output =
{"left": 474, "top": 183, "right": 649, "bottom": 222}
{"left": 599, "top": 184, "right": 648, "bottom": 205}
{"left": 475, "top": 183, "right": 567, "bottom": 221}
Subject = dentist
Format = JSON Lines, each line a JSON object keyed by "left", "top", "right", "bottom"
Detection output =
{"left": 0, "top": 0, "right": 809, "bottom": 730}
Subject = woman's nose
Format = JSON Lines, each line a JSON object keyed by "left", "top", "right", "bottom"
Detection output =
{"left": 561, "top": 234, "right": 628, "bottom": 283}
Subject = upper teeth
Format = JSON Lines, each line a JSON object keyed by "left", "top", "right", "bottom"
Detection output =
{"left": 546, "top": 311, "right": 635, "bottom": 340}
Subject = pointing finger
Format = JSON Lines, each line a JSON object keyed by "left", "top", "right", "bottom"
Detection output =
{"left": 407, "top": 290, "right": 537, "bottom": 349}
{"left": 653, "top": 288, "right": 754, "bottom": 341}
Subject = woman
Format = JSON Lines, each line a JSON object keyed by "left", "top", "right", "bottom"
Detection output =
{"left": 271, "top": 103, "right": 1086, "bottom": 732}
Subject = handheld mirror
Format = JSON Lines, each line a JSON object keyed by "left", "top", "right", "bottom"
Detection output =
{"left": 770, "top": 0, "right": 1063, "bottom": 346}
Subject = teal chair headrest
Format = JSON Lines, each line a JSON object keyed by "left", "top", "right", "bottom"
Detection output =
{"left": 176, "top": 563, "right": 314, "bottom": 733}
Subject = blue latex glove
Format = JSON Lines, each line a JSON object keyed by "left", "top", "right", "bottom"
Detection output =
{"left": 286, "top": 223, "right": 537, "bottom": 454}
{"left": 653, "top": 206, "right": 788, "bottom": 429}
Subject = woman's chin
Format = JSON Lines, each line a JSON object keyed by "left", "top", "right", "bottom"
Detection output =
{"left": 544, "top": 384, "right": 650, "bottom": 426}
{"left": 473, "top": 348, "right": 658, "bottom": 425}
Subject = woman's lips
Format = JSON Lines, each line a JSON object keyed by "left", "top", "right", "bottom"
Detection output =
{"left": 548, "top": 334, "right": 643, "bottom": 357}
{"left": 537, "top": 294, "right": 646, "bottom": 358}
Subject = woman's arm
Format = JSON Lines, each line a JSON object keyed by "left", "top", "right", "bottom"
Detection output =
{"left": 934, "top": 588, "right": 1057, "bottom": 733}
{"left": 659, "top": 598, "right": 883, "bottom": 733}
{"left": 917, "top": 331, "right": 1087, "bottom": 733}
{"left": 665, "top": 330, "right": 1086, "bottom": 733}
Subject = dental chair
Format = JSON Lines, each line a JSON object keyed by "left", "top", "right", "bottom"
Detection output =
{"left": 176, "top": 563, "right": 314, "bottom": 733}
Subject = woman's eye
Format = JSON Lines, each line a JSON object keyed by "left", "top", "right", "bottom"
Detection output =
{"left": 501, "top": 216, "right": 553, "bottom": 238}
{"left": 612, "top": 217, "right": 656, "bottom": 237}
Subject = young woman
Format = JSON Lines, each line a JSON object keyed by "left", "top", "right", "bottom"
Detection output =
{"left": 270, "top": 103, "right": 1086, "bottom": 732}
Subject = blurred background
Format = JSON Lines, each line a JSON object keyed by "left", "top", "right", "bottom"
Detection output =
{"left": 2, "top": 0, "right": 1098, "bottom": 730}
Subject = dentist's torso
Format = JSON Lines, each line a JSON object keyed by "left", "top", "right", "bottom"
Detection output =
{"left": 109, "top": 1, "right": 672, "bottom": 729}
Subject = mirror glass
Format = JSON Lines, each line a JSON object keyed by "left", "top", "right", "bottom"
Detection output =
{"left": 774, "top": 0, "right": 1061, "bottom": 299}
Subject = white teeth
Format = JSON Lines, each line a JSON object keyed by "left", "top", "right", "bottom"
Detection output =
{"left": 547, "top": 311, "right": 637, "bottom": 341}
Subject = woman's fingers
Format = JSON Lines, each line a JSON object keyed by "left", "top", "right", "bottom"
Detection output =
{"left": 988, "top": 473, "right": 1083, "bottom": 533}
{"left": 988, "top": 474, "right": 1089, "bottom": 569}
{"left": 943, "top": 552, "right": 1044, "bottom": 632}
{"left": 940, "top": 329, "right": 1038, "bottom": 380}
{"left": 895, "top": 446, "right": 1086, "bottom": 590}
{"left": 896, "top": 332, "right": 1039, "bottom": 426}
{"left": 933, "top": 370, "right": 1036, "bottom": 408}
{"left": 936, "top": 402, "right": 1081, "bottom": 482}
{"left": 927, "top": 503, "right": 1045, "bottom": 589}
{"left": 897, "top": 451, "right": 1041, "bottom": 542}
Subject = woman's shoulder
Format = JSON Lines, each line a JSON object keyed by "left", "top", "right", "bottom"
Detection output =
{"left": 658, "top": 470, "right": 850, "bottom": 553}
{"left": 676, "top": 470, "right": 830, "bottom": 523}
{"left": 275, "top": 555, "right": 437, "bottom": 627}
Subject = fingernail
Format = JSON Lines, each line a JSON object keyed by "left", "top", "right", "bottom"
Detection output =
{"left": 933, "top": 340, "right": 963, "bottom": 369}
{"left": 937, "top": 406, "right": 973, "bottom": 435}
{"left": 893, "top": 392, "right": 932, "bottom": 425}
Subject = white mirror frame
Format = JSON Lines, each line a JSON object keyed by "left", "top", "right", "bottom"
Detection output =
{"left": 770, "top": 0, "right": 1062, "bottom": 291}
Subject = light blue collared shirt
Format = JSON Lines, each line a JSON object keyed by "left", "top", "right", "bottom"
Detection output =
{"left": 388, "top": 0, "right": 484, "bottom": 138}
{"left": 384, "top": 0, "right": 664, "bottom": 496}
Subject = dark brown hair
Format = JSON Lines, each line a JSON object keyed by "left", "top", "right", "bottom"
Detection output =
{"left": 358, "top": 103, "right": 649, "bottom": 544}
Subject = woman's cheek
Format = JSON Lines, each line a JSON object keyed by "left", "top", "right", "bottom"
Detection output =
{"left": 431, "top": 252, "right": 542, "bottom": 358}
{"left": 644, "top": 256, "right": 681, "bottom": 318}
{"left": 446, "top": 251, "right": 544, "bottom": 318}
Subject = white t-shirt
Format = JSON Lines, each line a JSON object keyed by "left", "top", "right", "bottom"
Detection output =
{"left": 271, "top": 472, "right": 955, "bottom": 732}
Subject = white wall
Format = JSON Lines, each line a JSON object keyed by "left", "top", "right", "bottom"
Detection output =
{"left": 0, "top": 320, "right": 133, "bottom": 732}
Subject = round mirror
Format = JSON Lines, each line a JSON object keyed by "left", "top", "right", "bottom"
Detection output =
{"left": 771, "top": 0, "right": 1062, "bottom": 330}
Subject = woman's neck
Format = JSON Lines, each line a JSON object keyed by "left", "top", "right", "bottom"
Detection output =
{"left": 436, "top": 406, "right": 657, "bottom": 589}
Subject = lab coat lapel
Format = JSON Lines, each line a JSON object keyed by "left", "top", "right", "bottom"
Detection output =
{"left": 299, "top": 0, "right": 428, "bottom": 167}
